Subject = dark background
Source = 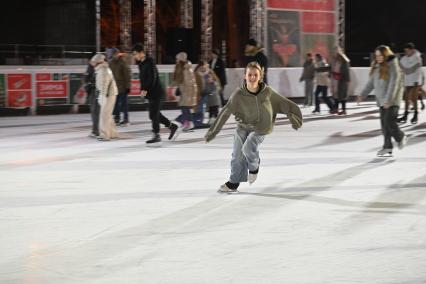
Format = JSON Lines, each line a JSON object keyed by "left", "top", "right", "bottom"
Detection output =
{"left": 1, "top": 0, "right": 425, "bottom": 66}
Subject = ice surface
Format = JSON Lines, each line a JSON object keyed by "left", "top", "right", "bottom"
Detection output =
{"left": 0, "top": 102, "right": 425, "bottom": 284}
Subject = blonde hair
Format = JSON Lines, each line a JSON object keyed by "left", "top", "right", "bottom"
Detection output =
{"left": 370, "top": 45, "right": 394, "bottom": 81}
{"left": 245, "top": 61, "right": 264, "bottom": 80}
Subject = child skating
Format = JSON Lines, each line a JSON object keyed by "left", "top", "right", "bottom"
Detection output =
{"left": 204, "top": 62, "right": 303, "bottom": 193}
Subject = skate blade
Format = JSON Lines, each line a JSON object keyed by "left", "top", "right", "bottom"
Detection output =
{"left": 146, "top": 142, "right": 162, "bottom": 147}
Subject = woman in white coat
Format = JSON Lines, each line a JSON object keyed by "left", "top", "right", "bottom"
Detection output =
{"left": 91, "top": 53, "right": 119, "bottom": 141}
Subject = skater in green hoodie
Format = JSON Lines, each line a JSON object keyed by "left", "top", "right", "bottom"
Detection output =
{"left": 204, "top": 62, "right": 303, "bottom": 193}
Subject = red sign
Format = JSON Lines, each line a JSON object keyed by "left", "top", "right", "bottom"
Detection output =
{"left": 130, "top": 80, "right": 141, "bottom": 96}
{"left": 36, "top": 73, "right": 52, "bottom": 81}
{"left": 301, "top": 12, "right": 335, "bottom": 33}
{"left": 268, "top": 0, "right": 335, "bottom": 11}
{"left": 7, "top": 74, "right": 31, "bottom": 90}
{"left": 36, "top": 81, "right": 67, "bottom": 98}
{"left": 7, "top": 90, "right": 32, "bottom": 107}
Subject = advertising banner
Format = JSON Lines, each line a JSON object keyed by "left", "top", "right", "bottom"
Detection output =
{"left": 267, "top": 0, "right": 337, "bottom": 67}
{"left": 7, "top": 74, "right": 32, "bottom": 108}
{"left": 0, "top": 74, "right": 5, "bottom": 107}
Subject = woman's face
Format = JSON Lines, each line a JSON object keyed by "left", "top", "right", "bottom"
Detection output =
{"left": 245, "top": 67, "right": 261, "bottom": 86}
{"left": 375, "top": 50, "right": 384, "bottom": 64}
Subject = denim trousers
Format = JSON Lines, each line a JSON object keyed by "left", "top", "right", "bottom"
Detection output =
{"left": 229, "top": 127, "right": 265, "bottom": 183}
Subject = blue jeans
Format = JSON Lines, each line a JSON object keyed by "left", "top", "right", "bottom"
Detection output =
{"left": 181, "top": 106, "right": 192, "bottom": 122}
{"left": 113, "top": 91, "right": 129, "bottom": 121}
{"left": 229, "top": 127, "right": 265, "bottom": 183}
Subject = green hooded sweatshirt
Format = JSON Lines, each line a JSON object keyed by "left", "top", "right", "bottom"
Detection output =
{"left": 205, "top": 82, "right": 303, "bottom": 142}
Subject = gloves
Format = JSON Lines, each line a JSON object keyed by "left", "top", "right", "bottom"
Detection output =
{"left": 288, "top": 113, "right": 302, "bottom": 130}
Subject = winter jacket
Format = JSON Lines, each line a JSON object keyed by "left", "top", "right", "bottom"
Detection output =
{"left": 95, "top": 62, "right": 118, "bottom": 104}
{"left": 109, "top": 56, "right": 132, "bottom": 93}
{"left": 84, "top": 63, "right": 96, "bottom": 94}
{"left": 209, "top": 57, "right": 227, "bottom": 87}
{"left": 245, "top": 48, "right": 268, "bottom": 82}
{"left": 360, "top": 56, "right": 403, "bottom": 107}
{"left": 205, "top": 82, "right": 303, "bottom": 142}
{"left": 399, "top": 50, "right": 423, "bottom": 87}
{"left": 175, "top": 63, "right": 198, "bottom": 107}
{"left": 331, "top": 54, "right": 351, "bottom": 100}
{"left": 300, "top": 59, "right": 315, "bottom": 81}
{"left": 315, "top": 60, "right": 331, "bottom": 87}
{"left": 198, "top": 69, "right": 221, "bottom": 107}
{"left": 137, "top": 57, "right": 165, "bottom": 101}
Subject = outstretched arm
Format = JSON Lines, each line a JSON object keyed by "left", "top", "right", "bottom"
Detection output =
{"left": 270, "top": 89, "right": 303, "bottom": 130}
{"left": 204, "top": 95, "right": 234, "bottom": 142}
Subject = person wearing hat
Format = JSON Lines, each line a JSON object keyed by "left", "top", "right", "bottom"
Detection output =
{"left": 109, "top": 47, "right": 132, "bottom": 126}
{"left": 244, "top": 38, "right": 268, "bottom": 83}
{"left": 209, "top": 49, "right": 227, "bottom": 106}
{"left": 132, "top": 43, "right": 178, "bottom": 144}
{"left": 91, "top": 53, "right": 119, "bottom": 141}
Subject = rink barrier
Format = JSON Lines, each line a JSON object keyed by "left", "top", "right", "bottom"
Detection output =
{"left": 1, "top": 65, "right": 417, "bottom": 115}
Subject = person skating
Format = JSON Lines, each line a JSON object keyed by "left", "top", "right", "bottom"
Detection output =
{"left": 109, "top": 48, "right": 132, "bottom": 126}
{"left": 244, "top": 39, "right": 268, "bottom": 83}
{"left": 132, "top": 44, "right": 178, "bottom": 144}
{"left": 312, "top": 54, "right": 334, "bottom": 114}
{"left": 204, "top": 62, "right": 303, "bottom": 193}
{"left": 83, "top": 57, "right": 100, "bottom": 138}
{"left": 299, "top": 53, "right": 315, "bottom": 107}
{"left": 172, "top": 52, "right": 199, "bottom": 132}
{"left": 358, "top": 45, "right": 407, "bottom": 157}
{"left": 209, "top": 49, "right": 228, "bottom": 106}
{"left": 398, "top": 42, "right": 423, "bottom": 124}
{"left": 331, "top": 46, "right": 350, "bottom": 115}
{"left": 92, "top": 53, "right": 119, "bottom": 141}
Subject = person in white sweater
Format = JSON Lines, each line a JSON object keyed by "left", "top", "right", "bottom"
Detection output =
{"left": 398, "top": 42, "right": 422, "bottom": 124}
{"left": 91, "top": 53, "right": 119, "bottom": 141}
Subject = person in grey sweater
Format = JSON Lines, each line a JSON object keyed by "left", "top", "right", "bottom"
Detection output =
{"left": 358, "top": 45, "right": 407, "bottom": 157}
{"left": 398, "top": 42, "right": 423, "bottom": 124}
{"left": 300, "top": 53, "right": 315, "bottom": 107}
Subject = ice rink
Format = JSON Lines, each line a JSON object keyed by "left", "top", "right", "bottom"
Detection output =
{"left": 1, "top": 102, "right": 425, "bottom": 284}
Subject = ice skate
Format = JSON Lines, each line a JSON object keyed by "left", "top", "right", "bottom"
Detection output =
{"left": 377, "top": 148, "right": 393, "bottom": 157}
{"left": 168, "top": 123, "right": 179, "bottom": 140}
{"left": 410, "top": 111, "right": 418, "bottom": 124}
{"left": 397, "top": 111, "right": 408, "bottom": 124}
{"left": 146, "top": 133, "right": 162, "bottom": 145}
{"left": 218, "top": 183, "right": 238, "bottom": 193}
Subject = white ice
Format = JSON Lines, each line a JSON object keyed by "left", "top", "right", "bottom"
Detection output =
{"left": 0, "top": 102, "right": 425, "bottom": 284}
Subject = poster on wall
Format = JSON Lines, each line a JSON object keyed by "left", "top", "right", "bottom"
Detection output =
{"left": 267, "top": 0, "right": 335, "bottom": 12}
{"left": 267, "top": 10, "right": 301, "bottom": 67}
{"left": 36, "top": 72, "right": 68, "bottom": 106}
{"left": 0, "top": 74, "right": 5, "bottom": 107}
{"left": 7, "top": 74, "right": 32, "bottom": 108}
{"left": 69, "top": 73, "right": 86, "bottom": 105}
{"left": 302, "top": 34, "right": 336, "bottom": 62}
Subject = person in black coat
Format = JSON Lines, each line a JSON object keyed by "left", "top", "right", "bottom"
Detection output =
{"left": 83, "top": 58, "right": 100, "bottom": 137}
{"left": 132, "top": 44, "right": 178, "bottom": 144}
{"left": 244, "top": 38, "right": 268, "bottom": 83}
{"left": 209, "top": 49, "right": 227, "bottom": 106}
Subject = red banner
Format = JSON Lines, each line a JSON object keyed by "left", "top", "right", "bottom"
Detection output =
{"left": 7, "top": 91, "right": 32, "bottom": 107}
{"left": 36, "top": 73, "right": 52, "bottom": 81}
{"left": 130, "top": 80, "right": 141, "bottom": 96}
{"left": 301, "top": 12, "right": 335, "bottom": 33}
{"left": 7, "top": 74, "right": 31, "bottom": 90}
{"left": 268, "top": 0, "right": 335, "bottom": 11}
{"left": 36, "top": 81, "right": 67, "bottom": 98}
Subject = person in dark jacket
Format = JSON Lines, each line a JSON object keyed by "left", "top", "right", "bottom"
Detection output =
{"left": 209, "top": 49, "right": 227, "bottom": 106}
{"left": 132, "top": 44, "right": 178, "bottom": 144}
{"left": 84, "top": 58, "right": 100, "bottom": 137}
{"left": 110, "top": 48, "right": 132, "bottom": 126}
{"left": 299, "top": 53, "right": 315, "bottom": 107}
{"left": 244, "top": 38, "right": 268, "bottom": 83}
{"left": 331, "top": 46, "right": 351, "bottom": 115}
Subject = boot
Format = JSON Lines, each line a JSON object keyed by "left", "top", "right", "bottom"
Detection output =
{"left": 411, "top": 111, "right": 418, "bottom": 124}
{"left": 146, "top": 133, "right": 161, "bottom": 144}
{"left": 397, "top": 111, "right": 408, "bottom": 124}
{"left": 168, "top": 123, "right": 178, "bottom": 140}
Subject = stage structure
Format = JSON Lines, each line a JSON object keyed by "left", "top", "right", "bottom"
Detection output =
{"left": 180, "top": 0, "right": 193, "bottom": 28}
{"left": 249, "top": 0, "right": 266, "bottom": 48}
{"left": 144, "top": 0, "right": 156, "bottom": 59}
{"left": 265, "top": 0, "right": 340, "bottom": 67}
{"left": 200, "top": 0, "right": 213, "bottom": 60}
{"left": 119, "top": 0, "right": 132, "bottom": 52}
